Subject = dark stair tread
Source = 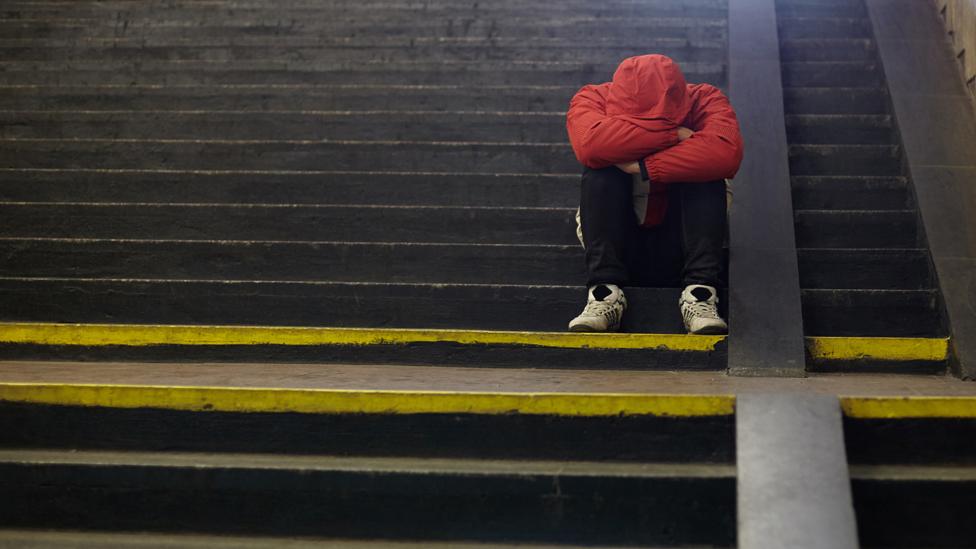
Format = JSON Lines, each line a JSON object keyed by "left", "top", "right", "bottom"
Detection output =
{"left": 780, "top": 38, "right": 876, "bottom": 61}
{"left": 0, "top": 172, "right": 581, "bottom": 208}
{"left": 797, "top": 248, "right": 933, "bottom": 290}
{"left": 788, "top": 144, "right": 903, "bottom": 176}
{"left": 0, "top": 139, "right": 580, "bottom": 174}
{"left": 0, "top": 203, "right": 580, "bottom": 245}
{"left": 794, "top": 209, "right": 918, "bottom": 248}
{"left": 0, "top": 448, "right": 736, "bottom": 546}
{"left": 0, "top": 110, "right": 571, "bottom": 142}
{"left": 0, "top": 530, "right": 732, "bottom": 549}
{"left": 0, "top": 239, "right": 587, "bottom": 285}
{"left": 784, "top": 114, "right": 895, "bottom": 144}
{"left": 0, "top": 42, "right": 726, "bottom": 64}
{"left": 0, "top": 65, "right": 727, "bottom": 87}
{"left": 0, "top": 84, "right": 583, "bottom": 112}
{"left": 791, "top": 175, "right": 911, "bottom": 210}
{"left": 776, "top": 17, "right": 872, "bottom": 39}
{"left": 781, "top": 61, "right": 881, "bottom": 87}
{"left": 801, "top": 289, "right": 945, "bottom": 337}
{"left": 0, "top": 278, "right": 704, "bottom": 333}
{"left": 782, "top": 86, "right": 889, "bottom": 115}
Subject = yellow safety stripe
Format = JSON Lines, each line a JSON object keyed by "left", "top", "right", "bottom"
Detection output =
{"left": 0, "top": 322, "right": 724, "bottom": 351}
{"left": 806, "top": 336, "right": 949, "bottom": 362}
{"left": 0, "top": 383, "right": 736, "bottom": 417}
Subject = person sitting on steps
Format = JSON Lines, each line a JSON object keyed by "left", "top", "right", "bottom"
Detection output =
{"left": 566, "top": 54, "right": 744, "bottom": 334}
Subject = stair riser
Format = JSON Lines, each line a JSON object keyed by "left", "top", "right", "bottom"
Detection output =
{"left": 791, "top": 178, "right": 911, "bottom": 210}
{"left": 788, "top": 146, "right": 902, "bottom": 176}
{"left": 798, "top": 251, "right": 932, "bottom": 290}
{"left": 786, "top": 120, "right": 895, "bottom": 145}
{"left": 0, "top": 22, "right": 727, "bottom": 42}
{"left": 795, "top": 211, "right": 918, "bottom": 248}
{"left": 0, "top": 66, "right": 727, "bottom": 87}
{"left": 846, "top": 418, "right": 976, "bottom": 465}
{"left": 0, "top": 173, "right": 582, "bottom": 208}
{"left": 0, "top": 88, "right": 578, "bottom": 113}
{"left": 0, "top": 113, "right": 570, "bottom": 143}
{"left": 780, "top": 41, "right": 875, "bottom": 62}
{"left": 774, "top": 2, "right": 866, "bottom": 18}
{"left": 0, "top": 464, "right": 735, "bottom": 546}
{"left": 0, "top": 280, "right": 708, "bottom": 333}
{"left": 0, "top": 205, "right": 579, "bottom": 245}
{"left": 3, "top": 2, "right": 730, "bottom": 19}
{"left": 781, "top": 63, "right": 880, "bottom": 87}
{"left": 0, "top": 143, "right": 581, "bottom": 174}
{"left": 0, "top": 205, "right": 580, "bottom": 245}
{"left": 777, "top": 18, "right": 871, "bottom": 39}
{"left": 783, "top": 88, "right": 889, "bottom": 115}
{"left": 0, "top": 44, "right": 726, "bottom": 65}
{"left": 802, "top": 290, "right": 943, "bottom": 336}
{"left": 0, "top": 403, "right": 735, "bottom": 461}
{"left": 852, "top": 480, "right": 976, "bottom": 548}
{"left": 0, "top": 242, "right": 587, "bottom": 285}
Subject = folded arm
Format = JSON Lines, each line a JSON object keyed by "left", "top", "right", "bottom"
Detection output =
{"left": 566, "top": 84, "right": 679, "bottom": 169}
{"left": 641, "top": 85, "right": 744, "bottom": 183}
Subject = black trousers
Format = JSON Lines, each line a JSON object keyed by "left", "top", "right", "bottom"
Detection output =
{"left": 580, "top": 166, "right": 726, "bottom": 288}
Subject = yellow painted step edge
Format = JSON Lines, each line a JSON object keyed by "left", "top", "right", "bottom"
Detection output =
{"left": 0, "top": 383, "right": 735, "bottom": 417}
{"left": 2, "top": 383, "right": 975, "bottom": 419}
{"left": 841, "top": 396, "right": 976, "bottom": 419}
{"left": 806, "top": 336, "right": 950, "bottom": 362}
{"left": 0, "top": 322, "right": 724, "bottom": 352}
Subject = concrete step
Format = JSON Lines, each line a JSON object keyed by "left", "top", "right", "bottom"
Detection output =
{"left": 2, "top": 0, "right": 729, "bottom": 19}
{"left": 788, "top": 144, "right": 902, "bottom": 176}
{"left": 794, "top": 209, "right": 917, "bottom": 248}
{"left": 0, "top": 449, "right": 736, "bottom": 546}
{"left": 851, "top": 465, "right": 976, "bottom": 548}
{"left": 797, "top": 248, "right": 933, "bottom": 290}
{"left": 0, "top": 139, "right": 579, "bottom": 174}
{"left": 0, "top": 399, "right": 735, "bottom": 462}
{"left": 0, "top": 239, "right": 587, "bottom": 285}
{"left": 777, "top": 16, "right": 871, "bottom": 39}
{"left": 0, "top": 530, "right": 743, "bottom": 549}
{"left": 774, "top": 1, "right": 866, "bottom": 19}
{"left": 0, "top": 61, "right": 726, "bottom": 87}
{"left": 802, "top": 289, "right": 944, "bottom": 337}
{"left": 783, "top": 86, "right": 888, "bottom": 115}
{"left": 0, "top": 279, "right": 709, "bottom": 334}
{"left": 0, "top": 111, "right": 569, "bottom": 143}
{"left": 0, "top": 171, "right": 581, "bottom": 208}
{"left": 780, "top": 38, "right": 876, "bottom": 62}
{"left": 0, "top": 84, "right": 580, "bottom": 112}
{"left": 784, "top": 114, "right": 895, "bottom": 144}
{"left": 781, "top": 61, "right": 881, "bottom": 87}
{"left": 791, "top": 176, "right": 911, "bottom": 210}
{"left": 0, "top": 41, "right": 725, "bottom": 64}
{"left": 0, "top": 203, "right": 579, "bottom": 245}
{"left": 0, "top": 18, "right": 727, "bottom": 42}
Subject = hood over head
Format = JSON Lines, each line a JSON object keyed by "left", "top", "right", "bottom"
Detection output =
{"left": 605, "top": 54, "right": 692, "bottom": 130}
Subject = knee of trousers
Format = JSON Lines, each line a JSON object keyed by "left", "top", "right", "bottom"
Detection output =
{"left": 581, "top": 166, "right": 631, "bottom": 194}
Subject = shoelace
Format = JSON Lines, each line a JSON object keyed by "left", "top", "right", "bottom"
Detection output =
{"left": 583, "top": 299, "right": 618, "bottom": 318}
{"left": 682, "top": 300, "right": 720, "bottom": 321}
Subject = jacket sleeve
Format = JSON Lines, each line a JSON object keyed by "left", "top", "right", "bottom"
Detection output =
{"left": 642, "top": 85, "right": 744, "bottom": 183}
{"left": 566, "top": 84, "right": 679, "bottom": 169}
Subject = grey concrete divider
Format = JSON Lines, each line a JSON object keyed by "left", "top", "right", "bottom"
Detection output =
{"left": 727, "top": 0, "right": 806, "bottom": 376}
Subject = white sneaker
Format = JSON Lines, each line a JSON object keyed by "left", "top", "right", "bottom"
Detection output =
{"left": 679, "top": 284, "right": 728, "bottom": 335}
{"left": 568, "top": 284, "right": 627, "bottom": 332}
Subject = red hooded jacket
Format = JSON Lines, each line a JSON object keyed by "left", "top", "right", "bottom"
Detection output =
{"left": 566, "top": 54, "right": 744, "bottom": 226}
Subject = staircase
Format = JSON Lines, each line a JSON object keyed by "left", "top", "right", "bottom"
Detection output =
{"left": 0, "top": 0, "right": 730, "bottom": 369}
{"left": 776, "top": 0, "right": 949, "bottom": 373}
